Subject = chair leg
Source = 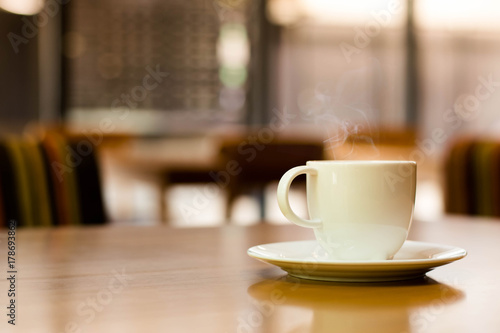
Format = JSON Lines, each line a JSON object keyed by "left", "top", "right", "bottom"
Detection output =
{"left": 256, "top": 187, "right": 266, "bottom": 221}
{"left": 160, "top": 178, "right": 169, "bottom": 224}
{"left": 225, "top": 190, "right": 236, "bottom": 221}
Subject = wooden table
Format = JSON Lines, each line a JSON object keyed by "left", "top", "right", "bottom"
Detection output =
{"left": 1, "top": 216, "right": 499, "bottom": 332}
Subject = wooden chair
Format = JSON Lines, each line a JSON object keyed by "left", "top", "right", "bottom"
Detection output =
{"left": 166, "top": 137, "right": 325, "bottom": 220}
{"left": 220, "top": 141, "right": 324, "bottom": 219}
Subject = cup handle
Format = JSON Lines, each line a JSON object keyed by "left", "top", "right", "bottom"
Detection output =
{"left": 277, "top": 166, "right": 322, "bottom": 228}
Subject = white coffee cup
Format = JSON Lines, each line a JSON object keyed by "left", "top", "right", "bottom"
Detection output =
{"left": 277, "top": 160, "right": 416, "bottom": 261}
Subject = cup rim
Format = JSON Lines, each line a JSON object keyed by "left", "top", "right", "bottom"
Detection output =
{"left": 306, "top": 160, "right": 416, "bottom": 165}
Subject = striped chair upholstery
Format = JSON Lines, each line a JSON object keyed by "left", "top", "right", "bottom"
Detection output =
{"left": 0, "top": 132, "right": 106, "bottom": 226}
{"left": 444, "top": 138, "right": 500, "bottom": 217}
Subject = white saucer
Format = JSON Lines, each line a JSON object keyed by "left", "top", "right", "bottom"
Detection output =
{"left": 247, "top": 240, "right": 467, "bottom": 282}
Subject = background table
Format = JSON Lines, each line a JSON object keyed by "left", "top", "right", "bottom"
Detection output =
{"left": 1, "top": 216, "right": 499, "bottom": 332}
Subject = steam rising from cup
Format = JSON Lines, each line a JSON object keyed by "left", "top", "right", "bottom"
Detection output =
{"left": 297, "top": 62, "right": 382, "bottom": 159}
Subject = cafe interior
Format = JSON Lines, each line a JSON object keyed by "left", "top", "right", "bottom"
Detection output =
{"left": 1, "top": 0, "right": 500, "bottom": 332}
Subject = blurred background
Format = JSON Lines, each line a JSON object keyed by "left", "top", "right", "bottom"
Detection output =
{"left": 2, "top": 0, "right": 500, "bottom": 227}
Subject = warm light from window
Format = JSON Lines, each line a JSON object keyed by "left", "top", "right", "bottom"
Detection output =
{"left": 217, "top": 23, "right": 249, "bottom": 88}
{"left": 267, "top": 0, "right": 303, "bottom": 25}
{"left": 267, "top": 0, "right": 405, "bottom": 27}
{"left": 0, "top": 0, "right": 44, "bottom": 15}
{"left": 416, "top": 0, "right": 500, "bottom": 31}
{"left": 217, "top": 24, "right": 249, "bottom": 68}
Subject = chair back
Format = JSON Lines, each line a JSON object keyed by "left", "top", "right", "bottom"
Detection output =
{"left": 444, "top": 138, "right": 500, "bottom": 217}
{"left": 0, "top": 132, "right": 106, "bottom": 226}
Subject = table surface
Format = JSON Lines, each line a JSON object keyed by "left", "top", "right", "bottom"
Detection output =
{"left": 1, "top": 216, "right": 499, "bottom": 333}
